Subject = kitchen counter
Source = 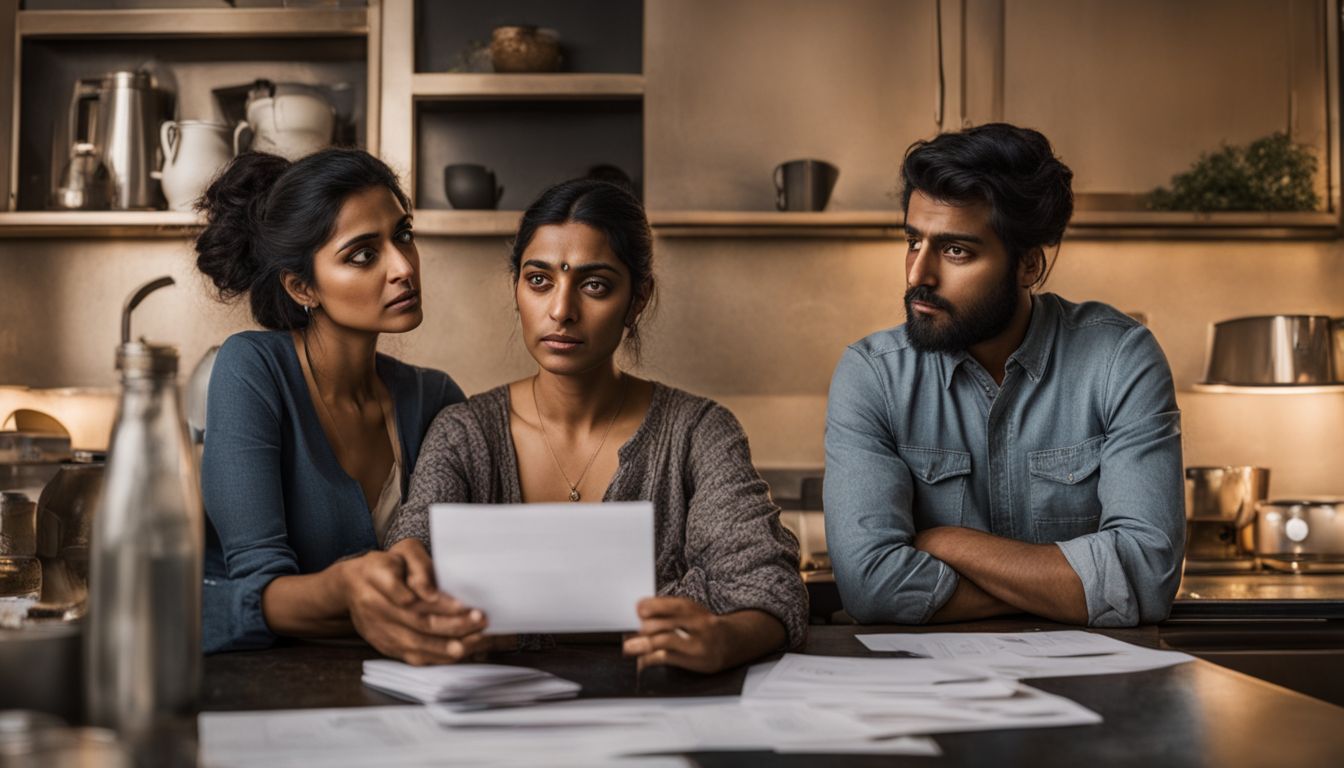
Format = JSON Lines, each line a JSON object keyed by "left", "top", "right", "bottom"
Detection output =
{"left": 802, "top": 568, "right": 1344, "bottom": 621}
{"left": 203, "top": 621, "right": 1344, "bottom": 766}
{"left": 1173, "top": 572, "right": 1344, "bottom": 618}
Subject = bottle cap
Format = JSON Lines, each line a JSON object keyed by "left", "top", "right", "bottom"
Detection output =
{"left": 115, "top": 341, "right": 178, "bottom": 379}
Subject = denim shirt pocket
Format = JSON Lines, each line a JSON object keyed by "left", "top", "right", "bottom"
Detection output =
{"left": 1028, "top": 434, "right": 1104, "bottom": 542}
{"left": 897, "top": 445, "right": 973, "bottom": 528}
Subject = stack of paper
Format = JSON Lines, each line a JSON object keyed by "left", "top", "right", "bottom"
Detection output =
{"left": 361, "top": 661, "right": 580, "bottom": 709}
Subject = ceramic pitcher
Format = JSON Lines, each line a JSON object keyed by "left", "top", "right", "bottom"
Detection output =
{"left": 160, "top": 120, "right": 233, "bottom": 211}
{"left": 234, "top": 93, "right": 335, "bottom": 161}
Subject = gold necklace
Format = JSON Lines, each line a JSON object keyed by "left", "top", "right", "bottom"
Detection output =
{"left": 531, "top": 373, "right": 628, "bottom": 502}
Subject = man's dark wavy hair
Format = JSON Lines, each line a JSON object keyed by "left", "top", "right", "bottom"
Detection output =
{"left": 899, "top": 123, "right": 1073, "bottom": 288}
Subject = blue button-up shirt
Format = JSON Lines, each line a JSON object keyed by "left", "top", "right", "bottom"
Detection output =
{"left": 824, "top": 293, "right": 1184, "bottom": 627}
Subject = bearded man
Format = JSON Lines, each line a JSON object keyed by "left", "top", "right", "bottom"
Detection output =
{"left": 824, "top": 123, "right": 1184, "bottom": 627}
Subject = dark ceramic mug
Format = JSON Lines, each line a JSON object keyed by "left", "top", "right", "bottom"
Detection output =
{"left": 444, "top": 164, "right": 504, "bottom": 210}
{"left": 773, "top": 159, "right": 839, "bottom": 211}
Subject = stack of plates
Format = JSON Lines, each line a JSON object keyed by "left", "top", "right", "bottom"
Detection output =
{"left": 361, "top": 660, "right": 580, "bottom": 709}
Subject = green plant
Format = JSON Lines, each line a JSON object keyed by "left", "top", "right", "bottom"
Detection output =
{"left": 1146, "top": 132, "right": 1319, "bottom": 212}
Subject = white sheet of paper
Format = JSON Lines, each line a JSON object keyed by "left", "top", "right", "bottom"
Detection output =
{"left": 855, "top": 631, "right": 1194, "bottom": 679}
{"left": 743, "top": 653, "right": 997, "bottom": 701}
{"left": 433, "top": 697, "right": 942, "bottom": 756}
{"left": 430, "top": 502, "right": 654, "bottom": 633}
{"left": 200, "top": 706, "right": 696, "bottom": 768}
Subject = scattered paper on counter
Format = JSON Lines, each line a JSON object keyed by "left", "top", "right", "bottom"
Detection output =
{"left": 432, "top": 696, "right": 942, "bottom": 756}
{"left": 202, "top": 632, "right": 1193, "bottom": 765}
{"left": 199, "top": 705, "right": 696, "bottom": 768}
{"left": 739, "top": 654, "right": 1101, "bottom": 738}
{"left": 855, "top": 630, "right": 1194, "bottom": 679}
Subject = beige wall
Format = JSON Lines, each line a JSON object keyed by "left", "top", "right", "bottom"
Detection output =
{"left": 4, "top": 233, "right": 1344, "bottom": 496}
{"left": 2, "top": 0, "right": 1339, "bottom": 495}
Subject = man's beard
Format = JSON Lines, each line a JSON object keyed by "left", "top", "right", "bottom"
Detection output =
{"left": 904, "top": 270, "right": 1021, "bottom": 353}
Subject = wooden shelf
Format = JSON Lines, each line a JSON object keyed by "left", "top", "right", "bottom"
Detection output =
{"left": 1, "top": 208, "right": 1336, "bottom": 241}
{"left": 413, "top": 209, "right": 521, "bottom": 236}
{"left": 16, "top": 8, "right": 369, "bottom": 39}
{"left": 1068, "top": 210, "right": 1340, "bottom": 240}
{"left": 412, "top": 74, "right": 644, "bottom": 101}
{"left": 0, "top": 211, "right": 201, "bottom": 238}
{"left": 649, "top": 210, "right": 903, "bottom": 238}
{"left": 414, "top": 210, "right": 904, "bottom": 238}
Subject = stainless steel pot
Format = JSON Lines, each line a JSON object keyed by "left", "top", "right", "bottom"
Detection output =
{"left": 1254, "top": 499, "right": 1344, "bottom": 572}
{"left": 1184, "top": 466, "right": 1268, "bottom": 559}
{"left": 1202, "top": 315, "right": 1337, "bottom": 386}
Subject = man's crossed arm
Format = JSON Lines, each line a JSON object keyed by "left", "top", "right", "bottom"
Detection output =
{"left": 914, "top": 526, "right": 1088, "bottom": 624}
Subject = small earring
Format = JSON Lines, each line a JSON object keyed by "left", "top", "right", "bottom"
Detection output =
{"left": 304, "top": 304, "right": 313, "bottom": 318}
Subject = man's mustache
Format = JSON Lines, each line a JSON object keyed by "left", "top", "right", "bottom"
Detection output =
{"left": 905, "top": 285, "right": 954, "bottom": 313}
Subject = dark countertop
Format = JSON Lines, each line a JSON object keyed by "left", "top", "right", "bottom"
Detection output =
{"left": 203, "top": 621, "right": 1344, "bottom": 767}
{"left": 802, "top": 567, "right": 1344, "bottom": 620}
{"left": 1173, "top": 572, "right": 1344, "bottom": 618}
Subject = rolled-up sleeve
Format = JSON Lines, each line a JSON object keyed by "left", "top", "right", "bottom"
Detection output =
{"left": 671, "top": 404, "right": 809, "bottom": 649}
{"left": 1056, "top": 326, "right": 1184, "bottom": 627}
{"left": 200, "top": 338, "right": 299, "bottom": 653}
{"left": 823, "top": 347, "right": 958, "bottom": 624}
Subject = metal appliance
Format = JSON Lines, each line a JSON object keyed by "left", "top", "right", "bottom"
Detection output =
{"left": 1184, "top": 466, "right": 1268, "bottom": 569}
{"left": 1202, "top": 315, "right": 1337, "bottom": 386}
{"left": 1254, "top": 499, "right": 1344, "bottom": 572}
{"left": 65, "top": 71, "right": 168, "bottom": 210}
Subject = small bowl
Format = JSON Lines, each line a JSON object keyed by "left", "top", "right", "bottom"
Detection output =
{"left": 490, "top": 26, "right": 562, "bottom": 73}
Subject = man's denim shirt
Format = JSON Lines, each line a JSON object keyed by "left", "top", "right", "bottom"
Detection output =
{"left": 824, "top": 293, "right": 1184, "bottom": 627}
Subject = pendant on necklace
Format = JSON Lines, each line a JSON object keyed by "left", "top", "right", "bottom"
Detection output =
{"left": 569, "top": 488, "right": 581, "bottom": 502}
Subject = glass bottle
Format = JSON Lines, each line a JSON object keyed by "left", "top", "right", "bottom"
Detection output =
{"left": 85, "top": 276, "right": 202, "bottom": 747}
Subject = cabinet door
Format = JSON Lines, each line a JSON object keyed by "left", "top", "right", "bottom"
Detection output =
{"left": 645, "top": 0, "right": 941, "bottom": 212}
{"left": 1001, "top": 0, "right": 1330, "bottom": 207}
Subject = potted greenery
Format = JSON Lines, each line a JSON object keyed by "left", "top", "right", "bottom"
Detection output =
{"left": 1146, "top": 132, "right": 1319, "bottom": 212}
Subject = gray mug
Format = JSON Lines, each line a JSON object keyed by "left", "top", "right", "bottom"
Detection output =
{"left": 774, "top": 159, "right": 839, "bottom": 211}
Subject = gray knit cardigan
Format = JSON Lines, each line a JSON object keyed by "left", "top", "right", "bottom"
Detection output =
{"left": 385, "top": 382, "right": 809, "bottom": 648}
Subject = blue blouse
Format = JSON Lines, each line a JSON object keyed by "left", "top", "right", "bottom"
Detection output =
{"left": 200, "top": 330, "right": 465, "bottom": 653}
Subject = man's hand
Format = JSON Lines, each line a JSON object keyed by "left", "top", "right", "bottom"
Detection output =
{"left": 340, "top": 539, "right": 491, "bottom": 666}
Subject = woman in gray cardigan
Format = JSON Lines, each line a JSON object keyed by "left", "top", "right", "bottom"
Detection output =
{"left": 383, "top": 178, "right": 808, "bottom": 673}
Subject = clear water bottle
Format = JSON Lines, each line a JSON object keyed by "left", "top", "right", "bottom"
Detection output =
{"left": 85, "top": 276, "right": 203, "bottom": 745}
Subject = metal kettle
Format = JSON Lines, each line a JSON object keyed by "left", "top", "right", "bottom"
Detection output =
{"left": 65, "top": 71, "right": 167, "bottom": 210}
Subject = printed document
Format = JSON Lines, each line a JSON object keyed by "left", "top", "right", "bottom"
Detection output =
{"left": 430, "top": 502, "right": 654, "bottom": 633}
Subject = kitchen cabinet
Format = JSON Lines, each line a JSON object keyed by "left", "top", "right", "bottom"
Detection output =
{"left": 644, "top": 0, "right": 931, "bottom": 236}
{"left": 0, "top": 0, "right": 379, "bottom": 236}
{"left": 1, "top": 1, "right": 1338, "bottom": 239}
{"left": 986, "top": 0, "right": 1340, "bottom": 238}
{"left": 381, "top": 0, "right": 643, "bottom": 236}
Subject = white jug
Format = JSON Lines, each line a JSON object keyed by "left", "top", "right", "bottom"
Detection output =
{"left": 159, "top": 120, "right": 234, "bottom": 212}
{"left": 234, "top": 93, "right": 335, "bottom": 161}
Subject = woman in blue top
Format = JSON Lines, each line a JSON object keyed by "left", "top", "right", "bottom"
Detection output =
{"left": 195, "top": 149, "right": 466, "bottom": 655}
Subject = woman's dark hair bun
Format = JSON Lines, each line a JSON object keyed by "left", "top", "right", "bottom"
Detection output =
{"left": 195, "top": 152, "right": 291, "bottom": 300}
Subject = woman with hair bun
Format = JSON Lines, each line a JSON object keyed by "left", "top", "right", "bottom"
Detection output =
{"left": 196, "top": 148, "right": 469, "bottom": 657}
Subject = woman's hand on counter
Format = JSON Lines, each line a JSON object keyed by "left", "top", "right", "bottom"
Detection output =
{"left": 340, "top": 539, "right": 492, "bottom": 666}
{"left": 622, "top": 597, "right": 786, "bottom": 674}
